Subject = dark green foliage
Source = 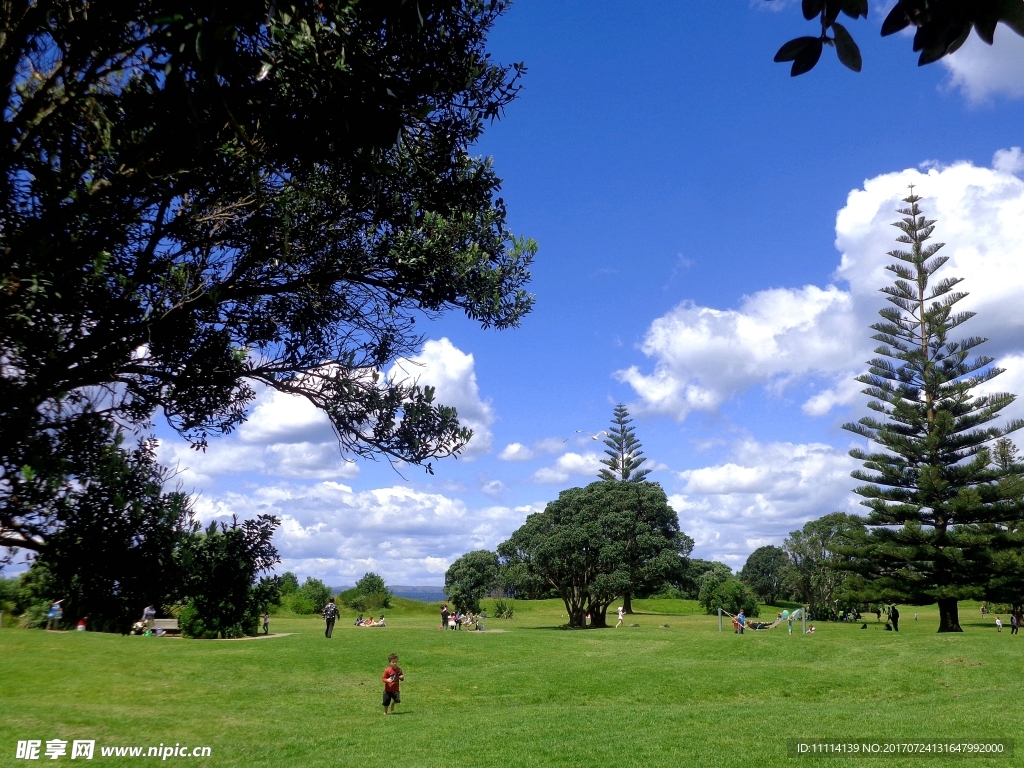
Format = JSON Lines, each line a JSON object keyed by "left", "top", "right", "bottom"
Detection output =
{"left": 598, "top": 405, "right": 651, "bottom": 483}
{"left": 675, "top": 559, "right": 733, "bottom": 599}
{"left": 783, "top": 513, "right": 863, "bottom": 618}
{"left": 771, "top": 0, "right": 1023, "bottom": 75}
{"left": 1, "top": 0, "right": 535, "bottom": 559}
{"left": 176, "top": 515, "right": 280, "bottom": 638}
{"left": 445, "top": 550, "right": 500, "bottom": 614}
{"left": 279, "top": 572, "right": 300, "bottom": 597}
{"left": 841, "top": 193, "right": 1024, "bottom": 632}
{"left": 740, "top": 546, "right": 789, "bottom": 605}
{"left": 296, "top": 578, "right": 332, "bottom": 615}
{"left": 492, "top": 597, "right": 516, "bottom": 619}
{"left": 21, "top": 435, "right": 193, "bottom": 633}
{"left": 499, "top": 481, "right": 689, "bottom": 628}
{"left": 342, "top": 571, "right": 392, "bottom": 612}
{"left": 698, "top": 569, "right": 759, "bottom": 617}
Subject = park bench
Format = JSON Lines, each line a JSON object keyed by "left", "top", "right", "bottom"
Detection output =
{"left": 148, "top": 619, "right": 180, "bottom": 635}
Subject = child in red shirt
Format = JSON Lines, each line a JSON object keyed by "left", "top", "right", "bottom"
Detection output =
{"left": 382, "top": 654, "right": 404, "bottom": 715}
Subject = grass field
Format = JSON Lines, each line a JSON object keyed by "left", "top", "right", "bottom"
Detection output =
{"left": 1, "top": 598, "right": 1021, "bottom": 767}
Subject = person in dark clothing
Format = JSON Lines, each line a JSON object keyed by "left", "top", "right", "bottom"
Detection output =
{"left": 322, "top": 597, "right": 339, "bottom": 638}
{"left": 440, "top": 604, "right": 450, "bottom": 630}
{"left": 890, "top": 605, "right": 900, "bottom": 632}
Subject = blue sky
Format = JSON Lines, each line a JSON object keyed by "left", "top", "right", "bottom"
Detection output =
{"left": 156, "top": 2, "right": 1024, "bottom": 585}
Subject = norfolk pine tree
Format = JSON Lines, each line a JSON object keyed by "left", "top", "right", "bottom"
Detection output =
{"left": 841, "top": 190, "right": 1024, "bottom": 632}
{"left": 599, "top": 405, "right": 652, "bottom": 483}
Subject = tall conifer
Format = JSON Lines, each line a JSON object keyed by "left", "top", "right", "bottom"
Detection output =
{"left": 599, "top": 405, "right": 651, "bottom": 483}
{"left": 842, "top": 190, "right": 1024, "bottom": 632}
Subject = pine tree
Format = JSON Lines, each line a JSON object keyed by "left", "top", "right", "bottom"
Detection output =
{"left": 598, "top": 405, "right": 651, "bottom": 483}
{"left": 841, "top": 190, "right": 1024, "bottom": 632}
{"left": 598, "top": 404, "right": 653, "bottom": 613}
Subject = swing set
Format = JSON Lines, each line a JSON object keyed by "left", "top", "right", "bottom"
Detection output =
{"left": 718, "top": 607, "right": 808, "bottom": 633}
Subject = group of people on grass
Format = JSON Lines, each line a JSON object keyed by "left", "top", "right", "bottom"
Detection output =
{"left": 439, "top": 604, "right": 484, "bottom": 631}
{"left": 355, "top": 614, "right": 387, "bottom": 627}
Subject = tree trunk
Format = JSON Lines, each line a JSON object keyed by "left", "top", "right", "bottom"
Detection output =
{"left": 623, "top": 592, "right": 633, "bottom": 614}
{"left": 590, "top": 603, "right": 609, "bottom": 628}
{"left": 937, "top": 597, "right": 963, "bottom": 632}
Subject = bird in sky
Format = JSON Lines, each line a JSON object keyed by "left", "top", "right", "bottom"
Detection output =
{"left": 575, "top": 430, "right": 608, "bottom": 441}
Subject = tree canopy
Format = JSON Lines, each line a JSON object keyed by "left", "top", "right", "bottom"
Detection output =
{"left": 740, "top": 545, "right": 789, "bottom": 606}
{"left": 498, "top": 481, "right": 688, "bottom": 628}
{"left": 772, "top": 0, "right": 1024, "bottom": 76}
{"left": 1, "top": 0, "right": 535, "bottom": 559}
{"left": 444, "top": 549, "right": 499, "bottom": 614}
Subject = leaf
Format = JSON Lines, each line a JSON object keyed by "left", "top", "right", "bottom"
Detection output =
{"left": 881, "top": 2, "right": 910, "bottom": 36}
{"left": 944, "top": 24, "right": 972, "bottom": 56}
{"left": 831, "top": 22, "right": 863, "bottom": 71}
{"left": 792, "top": 38, "right": 824, "bottom": 75}
{"left": 999, "top": 0, "right": 1024, "bottom": 37}
{"left": 918, "top": 43, "right": 949, "bottom": 66}
{"left": 775, "top": 36, "right": 817, "bottom": 62}
{"left": 802, "top": 0, "right": 824, "bottom": 20}
{"left": 840, "top": 0, "right": 868, "bottom": 19}
{"left": 975, "top": 16, "right": 998, "bottom": 45}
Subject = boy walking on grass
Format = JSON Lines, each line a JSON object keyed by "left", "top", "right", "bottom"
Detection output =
{"left": 382, "top": 654, "right": 404, "bottom": 715}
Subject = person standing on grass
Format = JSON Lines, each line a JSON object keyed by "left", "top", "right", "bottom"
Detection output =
{"left": 382, "top": 654, "right": 404, "bottom": 715}
{"left": 616, "top": 606, "right": 624, "bottom": 628}
{"left": 996, "top": 616, "right": 1003, "bottom": 632}
{"left": 737, "top": 610, "right": 746, "bottom": 635}
{"left": 262, "top": 612, "right": 270, "bottom": 635}
{"left": 440, "top": 604, "right": 449, "bottom": 631}
{"left": 890, "top": 606, "right": 899, "bottom": 632}
{"left": 322, "top": 597, "right": 339, "bottom": 639}
{"left": 1011, "top": 614, "right": 1019, "bottom": 635}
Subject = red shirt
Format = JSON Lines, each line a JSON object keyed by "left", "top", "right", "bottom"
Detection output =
{"left": 383, "top": 665, "right": 402, "bottom": 692}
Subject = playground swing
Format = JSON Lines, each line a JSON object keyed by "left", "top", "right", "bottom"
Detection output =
{"left": 718, "top": 607, "right": 806, "bottom": 633}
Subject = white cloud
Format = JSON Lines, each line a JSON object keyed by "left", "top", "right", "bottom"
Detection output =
{"left": 480, "top": 479, "right": 509, "bottom": 497}
{"left": 194, "top": 482, "right": 542, "bottom": 584}
{"left": 534, "top": 437, "right": 569, "bottom": 454}
{"left": 941, "top": 28, "right": 1024, "bottom": 102}
{"left": 391, "top": 338, "right": 494, "bottom": 458}
{"left": 532, "top": 451, "right": 604, "bottom": 484}
{"left": 621, "top": 155, "right": 1024, "bottom": 419}
{"left": 669, "top": 440, "right": 861, "bottom": 566}
{"left": 498, "top": 442, "right": 534, "bottom": 461}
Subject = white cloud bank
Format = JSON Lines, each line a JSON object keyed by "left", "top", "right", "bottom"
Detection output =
{"left": 193, "top": 482, "right": 542, "bottom": 584}
{"left": 619, "top": 152, "right": 1024, "bottom": 421}
{"left": 669, "top": 440, "right": 862, "bottom": 567}
{"left": 159, "top": 337, "right": 495, "bottom": 484}
{"left": 941, "top": 27, "right": 1024, "bottom": 102}
{"left": 532, "top": 452, "right": 604, "bottom": 484}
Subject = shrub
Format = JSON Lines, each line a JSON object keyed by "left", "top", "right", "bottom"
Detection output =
{"left": 493, "top": 598, "right": 516, "bottom": 619}
{"left": 296, "top": 577, "right": 332, "bottom": 614}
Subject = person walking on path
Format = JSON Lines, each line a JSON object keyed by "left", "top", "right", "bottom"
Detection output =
{"left": 615, "top": 606, "right": 624, "bottom": 628}
{"left": 262, "top": 612, "right": 270, "bottom": 635}
{"left": 322, "top": 597, "right": 339, "bottom": 639}
{"left": 737, "top": 610, "right": 746, "bottom": 635}
{"left": 890, "top": 605, "right": 900, "bottom": 632}
{"left": 382, "top": 654, "right": 404, "bottom": 715}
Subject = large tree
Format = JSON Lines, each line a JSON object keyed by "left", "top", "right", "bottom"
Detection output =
{"left": 444, "top": 549, "right": 499, "bottom": 614}
{"left": 1, "top": 1, "right": 535, "bottom": 559}
{"left": 841, "top": 192, "right": 1024, "bottom": 632}
{"left": 771, "top": 0, "right": 1024, "bottom": 76}
{"left": 783, "top": 513, "right": 863, "bottom": 618}
{"left": 498, "top": 481, "right": 687, "bottom": 628}
{"left": 740, "top": 545, "right": 789, "bottom": 606}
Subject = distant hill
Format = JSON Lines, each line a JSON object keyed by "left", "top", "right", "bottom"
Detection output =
{"left": 331, "top": 585, "right": 447, "bottom": 602}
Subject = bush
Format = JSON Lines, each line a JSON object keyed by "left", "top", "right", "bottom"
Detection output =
{"left": 17, "top": 600, "right": 51, "bottom": 629}
{"left": 343, "top": 572, "right": 392, "bottom": 611}
{"left": 699, "top": 572, "right": 759, "bottom": 617}
{"left": 493, "top": 598, "right": 515, "bottom": 619}
{"left": 296, "top": 577, "right": 331, "bottom": 614}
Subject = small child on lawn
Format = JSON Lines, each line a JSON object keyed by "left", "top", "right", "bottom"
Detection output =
{"left": 382, "top": 654, "right": 404, "bottom": 715}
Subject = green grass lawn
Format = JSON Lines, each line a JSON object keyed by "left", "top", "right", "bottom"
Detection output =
{"left": 1, "top": 598, "right": 1021, "bottom": 767}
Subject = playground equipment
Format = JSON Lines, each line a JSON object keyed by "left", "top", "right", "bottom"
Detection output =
{"left": 718, "top": 607, "right": 808, "bottom": 633}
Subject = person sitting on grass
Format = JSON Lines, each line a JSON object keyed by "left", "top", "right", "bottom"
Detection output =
{"left": 382, "top": 654, "right": 404, "bottom": 715}
{"left": 355, "top": 614, "right": 364, "bottom": 626}
{"left": 374, "top": 615, "right": 386, "bottom": 627}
